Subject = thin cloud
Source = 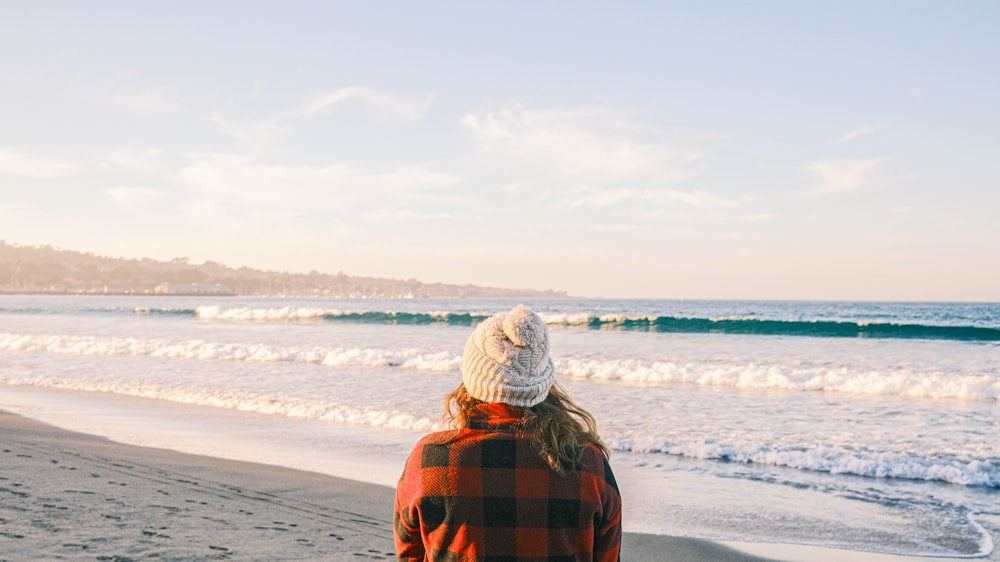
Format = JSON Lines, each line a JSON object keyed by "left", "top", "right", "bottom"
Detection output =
{"left": 178, "top": 153, "right": 460, "bottom": 211}
{"left": 0, "top": 203, "right": 30, "bottom": 216}
{"left": 500, "top": 182, "right": 531, "bottom": 193}
{"left": 591, "top": 223, "right": 646, "bottom": 232}
{"left": 212, "top": 86, "right": 432, "bottom": 152}
{"left": 104, "top": 148, "right": 162, "bottom": 173}
{"left": 735, "top": 213, "right": 777, "bottom": 221}
{"left": 296, "top": 86, "right": 433, "bottom": 120}
{"left": 92, "top": 86, "right": 182, "bottom": 113}
{"left": 0, "top": 147, "right": 79, "bottom": 178}
{"left": 568, "top": 187, "right": 742, "bottom": 209}
{"left": 807, "top": 157, "right": 885, "bottom": 194}
{"left": 106, "top": 187, "right": 165, "bottom": 207}
{"left": 461, "top": 103, "right": 703, "bottom": 186}
{"left": 429, "top": 243, "right": 597, "bottom": 259}
{"left": 211, "top": 113, "right": 285, "bottom": 154}
{"left": 361, "top": 209, "right": 454, "bottom": 220}
{"left": 836, "top": 124, "right": 881, "bottom": 144}
{"left": 662, "top": 189, "right": 742, "bottom": 209}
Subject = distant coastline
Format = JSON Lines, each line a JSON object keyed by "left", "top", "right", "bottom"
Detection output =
{"left": 0, "top": 290, "right": 237, "bottom": 297}
{"left": 0, "top": 241, "right": 566, "bottom": 299}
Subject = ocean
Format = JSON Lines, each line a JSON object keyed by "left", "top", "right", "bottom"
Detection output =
{"left": 1, "top": 295, "right": 997, "bottom": 559}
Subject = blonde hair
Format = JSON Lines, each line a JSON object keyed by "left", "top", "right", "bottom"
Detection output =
{"left": 443, "top": 383, "right": 609, "bottom": 474}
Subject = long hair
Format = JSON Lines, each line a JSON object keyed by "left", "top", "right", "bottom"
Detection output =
{"left": 443, "top": 384, "right": 609, "bottom": 474}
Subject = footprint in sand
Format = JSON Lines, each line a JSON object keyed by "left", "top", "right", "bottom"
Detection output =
{"left": 1, "top": 532, "right": 26, "bottom": 539}
{"left": 350, "top": 549, "right": 390, "bottom": 559}
{"left": 0, "top": 486, "right": 29, "bottom": 498}
{"left": 208, "top": 545, "right": 233, "bottom": 559}
{"left": 141, "top": 528, "right": 172, "bottom": 539}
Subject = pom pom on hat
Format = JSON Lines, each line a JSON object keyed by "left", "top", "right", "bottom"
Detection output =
{"left": 462, "top": 305, "right": 554, "bottom": 407}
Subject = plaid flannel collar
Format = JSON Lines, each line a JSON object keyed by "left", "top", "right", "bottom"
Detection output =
{"left": 466, "top": 402, "right": 527, "bottom": 431}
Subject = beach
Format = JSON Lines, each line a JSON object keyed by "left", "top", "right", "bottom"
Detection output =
{"left": 2, "top": 409, "right": 785, "bottom": 561}
{"left": 2, "top": 296, "right": 997, "bottom": 560}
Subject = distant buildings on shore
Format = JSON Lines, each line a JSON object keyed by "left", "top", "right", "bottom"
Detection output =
{"left": 153, "top": 283, "right": 236, "bottom": 296}
{"left": 0, "top": 282, "right": 235, "bottom": 296}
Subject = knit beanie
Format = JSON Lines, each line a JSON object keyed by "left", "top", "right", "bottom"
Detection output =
{"left": 462, "top": 304, "right": 555, "bottom": 407}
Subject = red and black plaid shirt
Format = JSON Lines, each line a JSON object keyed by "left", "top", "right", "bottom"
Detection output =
{"left": 394, "top": 402, "right": 622, "bottom": 561}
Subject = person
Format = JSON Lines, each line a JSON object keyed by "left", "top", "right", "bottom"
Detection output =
{"left": 394, "top": 304, "right": 622, "bottom": 561}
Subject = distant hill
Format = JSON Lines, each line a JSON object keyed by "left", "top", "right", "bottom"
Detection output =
{"left": 0, "top": 241, "right": 566, "bottom": 298}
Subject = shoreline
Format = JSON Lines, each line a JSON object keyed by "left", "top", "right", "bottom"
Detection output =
{"left": 1, "top": 409, "right": 778, "bottom": 561}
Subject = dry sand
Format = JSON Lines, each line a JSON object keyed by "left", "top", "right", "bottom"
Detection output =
{"left": 0, "top": 409, "right": 788, "bottom": 561}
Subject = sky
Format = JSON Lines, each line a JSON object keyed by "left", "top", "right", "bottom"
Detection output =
{"left": 1, "top": 1, "right": 998, "bottom": 300}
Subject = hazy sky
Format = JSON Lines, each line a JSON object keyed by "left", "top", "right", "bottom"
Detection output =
{"left": 2, "top": 2, "right": 998, "bottom": 300}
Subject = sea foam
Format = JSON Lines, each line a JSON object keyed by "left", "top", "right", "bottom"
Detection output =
{"left": 609, "top": 437, "right": 1000, "bottom": 488}
{"left": 3, "top": 332, "right": 997, "bottom": 401}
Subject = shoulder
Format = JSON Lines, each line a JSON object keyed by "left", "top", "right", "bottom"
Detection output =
{"left": 407, "top": 429, "right": 458, "bottom": 455}
{"left": 414, "top": 429, "right": 461, "bottom": 447}
{"left": 403, "top": 429, "right": 467, "bottom": 465}
{"left": 580, "top": 442, "right": 609, "bottom": 464}
{"left": 580, "top": 443, "right": 619, "bottom": 488}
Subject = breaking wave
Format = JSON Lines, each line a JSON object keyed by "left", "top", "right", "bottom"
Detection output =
{"left": 183, "top": 306, "right": 1000, "bottom": 341}
{"left": 610, "top": 437, "right": 1000, "bottom": 488}
{"left": 3, "top": 332, "right": 997, "bottom": 401}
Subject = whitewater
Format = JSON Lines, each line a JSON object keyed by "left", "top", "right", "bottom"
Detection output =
{"left": 1, "top": 295, "right": 998, "bottom": 559}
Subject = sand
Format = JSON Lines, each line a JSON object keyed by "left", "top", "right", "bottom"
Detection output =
{"left": 0, "top": 409, "right": 792, "bottom": 561}
{"left": 5, "top": 408, "right": 975, "bottom": 562}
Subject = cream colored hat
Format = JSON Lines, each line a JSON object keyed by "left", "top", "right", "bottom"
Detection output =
{"left": 462, "top": 304, "right": 555, "bottom": 407}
